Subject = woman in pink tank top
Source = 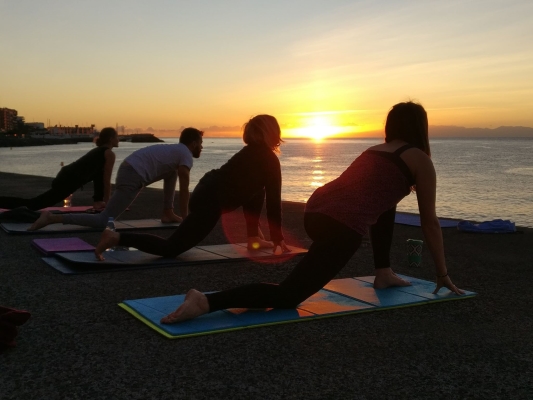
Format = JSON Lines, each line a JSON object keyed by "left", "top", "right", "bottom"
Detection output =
{"left": 158, "top": 102, "right": 465, "bottom": 324}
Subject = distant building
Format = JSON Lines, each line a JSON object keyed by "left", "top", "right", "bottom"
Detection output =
{"left": 25, "top": 122, "right": 46, "bottom": 130}
{"left": 16, "top": 116, "right": 25, "bottom": 129}
{"left": 47, "top": 124, "right": 96, "bottom": 136}
{"left": 0, "top": 108, "right": 18, "bottom": 132}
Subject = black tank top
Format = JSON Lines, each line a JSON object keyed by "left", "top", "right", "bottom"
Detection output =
{"left": 55, "top": 146, "right": 108, "bottom": 187}
{"left": 365, "top": 144, "right": 416, "bottom": 185}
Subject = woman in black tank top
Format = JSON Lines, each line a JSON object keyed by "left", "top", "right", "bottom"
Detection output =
{"left": 0, "top": 127, "right": 119, "bottom": 211}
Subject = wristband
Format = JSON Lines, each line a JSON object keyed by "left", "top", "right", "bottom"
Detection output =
{"left": 436, "top": 272, "right": 448, "bottom": 278}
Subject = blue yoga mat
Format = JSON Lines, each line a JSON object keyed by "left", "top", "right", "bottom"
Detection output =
{"left": 457, "top": 219, "right": 516, "bottom": 233}
{"left": 395, "top": 213, "right": 458, "bottom": 228}
{"left": 119, "top": 274, "right": 476, "bottom": 339}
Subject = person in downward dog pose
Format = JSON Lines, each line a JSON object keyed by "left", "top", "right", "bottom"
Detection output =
{"left": 0, "top": 127, "right": 119, "bottom": 211}
{"left": 28, "top": 127, "right": 203, "bottom": 230}
{"left": 158, "top": 101, "right": 464, "bottom": 324}
{"left": 94, "top": 114, "right": 290, "bottom": 260}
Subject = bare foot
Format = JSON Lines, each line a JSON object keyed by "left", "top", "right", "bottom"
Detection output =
{"left": 247, "top": 236, "right": 274, "bottom": 250}
{"left": 373, "top": 268, "right": 412, "bottom": 289}
{"left": 28, "top": 211, "right": 54, "bottom": 231}
{"left": 160, "top": 289, "right": 209, "bottom": 324}
{"left": 94, "top": 228, "right": 120, "bottom": 261}
{"left": 161, "top": 215, "right": 183, "bottom": 224}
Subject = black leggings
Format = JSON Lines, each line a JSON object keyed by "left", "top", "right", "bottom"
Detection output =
{"left": 370, "top": 205, "right": 396, "bottom": 269}
{"left": 118, "top": 183, "right": 267, "bottom": 258}
{"left": 206, "top": 206, "right": 397, "bottom": 311}
{"left": 0, "top": 180, "right": 75, "bottom": 211}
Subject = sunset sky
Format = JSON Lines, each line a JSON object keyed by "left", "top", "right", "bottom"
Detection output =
{"left": 1, "top": 0, "right": 532, "bottom": 139}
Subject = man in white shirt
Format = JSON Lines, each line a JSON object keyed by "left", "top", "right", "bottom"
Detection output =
{"left": 29, "top": 128, "right": 203, "bottom": 230}
{"left": 124, "top": 128, "right": 203, "bottom": 223}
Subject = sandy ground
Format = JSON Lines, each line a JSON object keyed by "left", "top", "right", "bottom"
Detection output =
{"left": 1, "top": 171, "right": 532, "bottom": 399}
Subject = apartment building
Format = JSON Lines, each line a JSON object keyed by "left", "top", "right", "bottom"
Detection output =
{"left": 0, "top": 108, "right": 18, "bottom": 132}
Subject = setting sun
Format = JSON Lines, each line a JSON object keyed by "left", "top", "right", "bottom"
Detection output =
{"left": 303, "top": 116, "right": 336, "bottom": 141}
{"left": 284, "top": 113, "right": 356, "bottom": 141}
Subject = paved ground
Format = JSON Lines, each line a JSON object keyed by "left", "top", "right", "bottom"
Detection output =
{"left": 1, "top": 171, "right": 532, "bottom": 399}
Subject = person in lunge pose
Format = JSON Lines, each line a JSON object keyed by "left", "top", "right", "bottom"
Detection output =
{"left": 28, "top": 127, "right": 203, "bottom": 230}
{"left": 94, "top": 114, "right": 290, "bottom": 260}
{"left": 0, "top": 127, "right": 119, "bottom": 211}
{"left": 158, "top": 101, "right": 465, "bottom": 324}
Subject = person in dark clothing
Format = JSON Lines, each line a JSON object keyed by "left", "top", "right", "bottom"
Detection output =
{"left": 158, "top": 101, "right": 465, "bottom": 325}
{"left": 0, "top": 127, "right": 119, "bottom": 211}
{"left": 94, "top": 114, "right": 290, "bottom": 260}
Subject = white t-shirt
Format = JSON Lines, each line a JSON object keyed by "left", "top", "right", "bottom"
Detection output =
{"left": 125, "top": 143, "right": 193, "bottom": 185}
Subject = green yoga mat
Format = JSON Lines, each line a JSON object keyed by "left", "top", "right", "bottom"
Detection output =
{"left": 119, "top": 274, "right": 476, "bottom": 339}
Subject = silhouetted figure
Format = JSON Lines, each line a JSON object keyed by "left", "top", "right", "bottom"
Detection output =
{"left": 94, "top": 114, "right": 290, "bottom": 259}
{"left": 0, "top": 127, "right": 119, "bottom": 211}
{"left": 29, "top": 128, "right": 204, "bottom": 230}
{"left": 156, "top": 102, "right": 465, "bottom": 325}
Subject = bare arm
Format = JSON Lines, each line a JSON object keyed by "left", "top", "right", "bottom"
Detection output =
{"left": 102, "top": 150, "right": 115, "bottom": 204}
{"left": 177, "top": 165, "right": 190, "bottom": 218}
{"left": 160, "top": 169, "right": 182, "bottom": 223}
{"left": 413, "top": 152, "right": 464, "bottom": 295}
{"left": 414, "top": 156, "right": 446, "bottom": 275}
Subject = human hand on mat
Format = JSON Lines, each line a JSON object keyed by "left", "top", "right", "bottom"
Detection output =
{"left": 273, "top": 240, "right": 291, "bottom": 255}
{"left": 433, "top": 275, "right": 464, "bottom": 295}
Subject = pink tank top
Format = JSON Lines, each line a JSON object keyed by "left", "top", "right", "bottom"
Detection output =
{"left": 305, "top": 144, "right": 415, "bottom": 235}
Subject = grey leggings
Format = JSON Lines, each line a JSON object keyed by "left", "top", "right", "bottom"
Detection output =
{"left": 62, "top": 163, "right": 143, "bottom": 228}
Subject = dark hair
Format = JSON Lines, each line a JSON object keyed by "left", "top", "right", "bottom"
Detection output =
{"left": 179, "top": 127, "right": 203, "bottom": 145}
{"left": 243, "top": 114, "right": 283, "bottom": 152}
{"left": 385, "top": 102, "right": 430, "bottom": 156}
{"left": 95, "top": 127, "right": 117, "bottom": 147}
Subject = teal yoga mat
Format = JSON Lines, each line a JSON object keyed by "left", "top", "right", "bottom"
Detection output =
{"left": 42, "top": 243, "right": 308, "bottom": 274}
{"left": 1, "top": 219, "right": 180, "bottom": 235}
{"left": 119, "top": 274, "right": 476, "bottom": 339}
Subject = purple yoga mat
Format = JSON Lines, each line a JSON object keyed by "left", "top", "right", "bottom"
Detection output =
{"left": 31, "top": 237, "right": 95, "bottom": 255}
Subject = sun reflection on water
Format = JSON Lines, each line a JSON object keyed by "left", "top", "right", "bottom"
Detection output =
{"left": 309, "top": 142, "right": 326, "bottom": 189}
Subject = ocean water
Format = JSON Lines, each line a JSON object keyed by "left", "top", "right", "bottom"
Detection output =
{"left": 1, "top": 137, "right": 532, "bottom": 227}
